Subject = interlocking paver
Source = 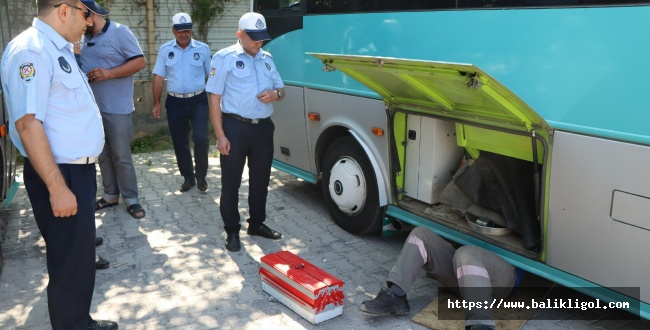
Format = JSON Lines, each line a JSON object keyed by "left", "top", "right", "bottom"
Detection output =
{"left": 0, "top": 149, "right": 648, "bottom": 329}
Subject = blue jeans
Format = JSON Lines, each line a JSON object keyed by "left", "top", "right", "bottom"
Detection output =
{"left": 165, "top": 92, "right": 209, "bottom": 181}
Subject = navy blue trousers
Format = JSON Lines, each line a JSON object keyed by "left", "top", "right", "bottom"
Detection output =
{"left": 23, "top": 158, "right": 97, "bottom": 330}
{"left": 219, "top": 116, "right": 274, "bottom": 234}
{"left": 165, "top": 92, "right": 209, "bottom": 181}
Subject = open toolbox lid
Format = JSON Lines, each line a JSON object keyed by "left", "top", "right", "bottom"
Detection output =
{"left": 310, "top": 53, "right": 550, "bottom": 133}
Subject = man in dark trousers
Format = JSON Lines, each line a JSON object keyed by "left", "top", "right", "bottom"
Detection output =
{"left": 152, "top": 13, "right": 212, "bottom": 193}
{"left": 1, "top": 0, "right": 118, "bottom": 329}
{"left": 206, "top": 12, "right": 285, "bottom": 252}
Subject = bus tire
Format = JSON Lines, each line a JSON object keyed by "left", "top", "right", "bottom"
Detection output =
{"left": 321, "top": 137, "right": 382, "bottom": 235}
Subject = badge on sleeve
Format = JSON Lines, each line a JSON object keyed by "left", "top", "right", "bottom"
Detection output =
{"left": 19, "top": 62, "right": 36, "bottom": 82}
{"left": 209, "top": 67, "right": 216, "bottom": 77}
{"left": 168, "top": 52, "right": 175, "bottom": 59}
{"left": 236, "top": 61, "right": 244, "bottom": 69}
{"left": 265, "top": 62, "right": 271, "bottom": 71}
{"left": 58, "top": 56, "right": 71, "bottom": 73}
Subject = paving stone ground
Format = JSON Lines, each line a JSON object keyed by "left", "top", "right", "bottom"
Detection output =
{"left": 0, "top": 149, "right": 648, "bottom": 329}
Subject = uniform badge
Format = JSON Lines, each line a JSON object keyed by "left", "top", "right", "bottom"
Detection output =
{"left": 209, "top": 67, "right": 216, "bottom": 77}
{"left": 265, "top": 62, "right": 271, "bottom": 71}
{"left": 236, "top": 61, "right": 245, "bottom": 69}
{"left": 168, "top": 52, "right": 175, "bottom": 59}
{"left": 256, "top": 19, "right": 265, "bottom": 29}
{"left": 194, "top": 53, "right": 199, "bottom": 60}
{"left": 19, "top": 62, "right": 35, "bottom": 82}
{"left": 58, "top": 56, "right": 71, "bottom": 73}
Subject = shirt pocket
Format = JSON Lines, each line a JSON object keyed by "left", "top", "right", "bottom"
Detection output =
{"left": 165, "top": 58, "right": 178, "bottom": 68}
{"left": 190, "top": 58, "right": 204, "bottom": 68}
{"left": 61, "top": 74, "right": 91, "bottom": 112}
{"left": 231, "top": 67, "right": 254, "bottom": 89}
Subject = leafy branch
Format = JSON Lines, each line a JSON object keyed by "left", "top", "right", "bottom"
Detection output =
{"left": 187, "top": 0, "right": 231, "bottom": 43}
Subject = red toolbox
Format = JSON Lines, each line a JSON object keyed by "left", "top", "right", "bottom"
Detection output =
{"left": 259, "top": 251, "right": 345, "bottom": 324}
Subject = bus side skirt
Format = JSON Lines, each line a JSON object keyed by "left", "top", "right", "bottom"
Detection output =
{"left": 272, "top": 160, "right": 318, "bottom": 184}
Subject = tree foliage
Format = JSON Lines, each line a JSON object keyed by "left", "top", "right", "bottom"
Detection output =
{"left": 187, "top": 0, "right": 231, "bottom": 43}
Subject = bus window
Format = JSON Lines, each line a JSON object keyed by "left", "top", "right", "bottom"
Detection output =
{"left": 305, "top": 0, "right": 650, "bottom": 12}
{"left": 258, "top": 0, "right": 301, "bottom": 10}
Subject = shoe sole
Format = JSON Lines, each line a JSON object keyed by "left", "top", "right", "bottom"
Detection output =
{"left": 96, "top": 263, "right": 110, "bottom": 270}
{"left": 359, "top": 303, "right": 409, "bottom": 315}
{"left": 225, "top": 245, "right": 240, "bottom": 252}
{"left": 247, "top": 232, "right": 282, "bottom": 239}
{"left": 359, "top": 307, "right": 410, "bottom": 315}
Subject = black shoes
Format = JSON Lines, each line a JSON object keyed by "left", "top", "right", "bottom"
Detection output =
{"left": 197, "top": 177, "right": 208, "bottom": 192}
{"left": 247, "top": 223, "right": 282, "bottom": 239}
{"left": 360, "top": 288, "right": 410, "bottom": 315}
{"left": 225, "top": 233, "right": 241, "bottom": 252}
{"left": 95, "top": 236, "right": 103, "bottom": 247}
{"left": 88, "top": 319, "right": 118, "bottom": 330}
{"left": 96, "top": 255, "right": 110, "bottom": 270}
{"left": 180, "top": 178, "right": 196, "bottom": 192}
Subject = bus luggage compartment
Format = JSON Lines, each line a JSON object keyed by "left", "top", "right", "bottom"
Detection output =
{"left": 310, "top": 53, "right": 550, "bottom": 258}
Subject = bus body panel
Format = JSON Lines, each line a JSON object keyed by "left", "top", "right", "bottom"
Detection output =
{"left": 260, "top": 1, "right": 650, "bottom": 316}
{"left": 272, "top": 85, "right": 312, "bottom": 172}
{"left": 547, "top": 131, "right": 650, "bottom": 303}
{"left": 303, "top": 88, "right": 389, "bottom": 185}
{"left": 268, "top": 6, "right": 650, "bottom": 145}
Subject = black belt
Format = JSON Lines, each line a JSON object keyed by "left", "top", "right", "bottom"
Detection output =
{"left": 223, "top": 113, "right": 270, "bottom": 124}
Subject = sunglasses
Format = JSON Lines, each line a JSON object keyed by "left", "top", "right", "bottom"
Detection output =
{"left": 53, "top": 3, "right": 92, "bottom": 19}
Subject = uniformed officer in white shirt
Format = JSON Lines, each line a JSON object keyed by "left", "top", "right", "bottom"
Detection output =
{"left": 0, "top": 1, "right": 117, "bottom": 329}
{"left": 206, "top": 12, "right": 285, "bottom": 252}
{"left": 152, "top": 13, "right": 212, "bottom": 193}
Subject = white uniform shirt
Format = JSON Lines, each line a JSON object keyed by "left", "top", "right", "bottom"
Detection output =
{"left": 151, "top": 39, "right": 211, "bottom": 94}
{"left": 1, "top": 18, "right": 104, "bottom": 163}
{"left": 206, "top": 42, "right": 284, "bottom": 120}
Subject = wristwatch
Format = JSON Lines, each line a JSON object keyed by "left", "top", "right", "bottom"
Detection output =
{"left": 275, "top": 89, "right": 282, "bottom": 99}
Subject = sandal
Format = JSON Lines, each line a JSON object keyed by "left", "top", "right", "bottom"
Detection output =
{"left": 95, "top": 198, "right": 118, "bottom": 210}
{"left": 127, "top": 204, "right": 145, "bottom": 219}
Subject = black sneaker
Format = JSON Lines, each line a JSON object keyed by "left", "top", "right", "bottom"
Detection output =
{"left": 225, "top": 233, "right": 241, "bottom": 252}
{"left": 360, "top": 288, "right": 410, "bottom": 315}
{"left": 95, "top": 236, "right": 103, "bottom": 247}
{"left": 197, "top": 177, "right": 208, "bottom": 192}
{"left": 180, "top": 178, "right": 196, "bottom": 192}
{"left": 88, "top": 319, "right": 118, "bottom": 330}
{"left": 247, "top": 223, "right": 282, "bottom": 239}
{"left": 96, "top": 255, "right": 110, "bottom": 270}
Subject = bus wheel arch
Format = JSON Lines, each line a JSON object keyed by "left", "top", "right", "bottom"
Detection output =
{"left": 321, "top": 136, "right": 382, "bottom": 235}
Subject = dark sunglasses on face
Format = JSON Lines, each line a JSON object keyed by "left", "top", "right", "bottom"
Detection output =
{"left": 53, "top": 3, "right": 92, "bottom": 19}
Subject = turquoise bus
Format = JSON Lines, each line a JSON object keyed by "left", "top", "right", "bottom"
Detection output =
{"left": 257, "top": 0, "right": 650, "bottom": 318}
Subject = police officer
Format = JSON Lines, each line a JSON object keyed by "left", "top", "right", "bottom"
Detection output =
{"left": 152, "top": 12, "right": 211, "bottom": 192}
{"left": 206, "top": 12, "right": 285, "bottom": 252}
{"left": 1, "top": 1, "right": 117, "bottom": 329}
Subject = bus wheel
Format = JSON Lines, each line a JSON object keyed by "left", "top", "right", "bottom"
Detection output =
{"left": 321, "top": 137, "right": 381, "bottom": 235}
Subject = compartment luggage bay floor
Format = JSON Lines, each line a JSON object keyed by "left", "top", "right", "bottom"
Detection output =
{"left": 398, "top": 198, "right": 539, "bottom": 259}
